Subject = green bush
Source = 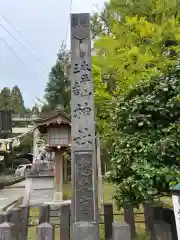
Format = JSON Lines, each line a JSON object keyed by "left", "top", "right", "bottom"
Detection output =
{"left": 107, "top": 59, "right": 180, "bottom": 208}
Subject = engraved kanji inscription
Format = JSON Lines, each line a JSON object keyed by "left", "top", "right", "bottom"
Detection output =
{"left": 79, "top": 188, "right": 93, "bottom": 214}
{"left": 79, "top": 187, "right": 90, "bottom": 195}
{"left": 73, "top": 128, "right": 92, "bottom": 147}
{"left": 78, "top": 158, "right": 92, "bottom": 177}
{"left": 80, "top": 200, "right": 92, "bottom": 214}
{"left": 74, "top": 63, "right": 80, "bottom": 74}
{"left": 74, "top": 152, "right": 94, "bottom": 221}
{"left": 81, "top": 60, "right": 91, "bottom": 72}
{"left": 78, "top": 177, "right": 90, "bottom": 186}
{"left": 72, "top": 82, "right": 92, "bottom": 97}
{"left": 81, "top": 73, "right": 90, "bottom": 83}
{"left": 72, "top": 81, "right": 80, "bottom": 95}
{"left": 81, "top": 88, "right": 92, "bottom": 97}
{"left": 73, "top": 102, "right": 92, "bottom": 118}
{"left": 73, "top": 61, "right": 91, "bottom": 74}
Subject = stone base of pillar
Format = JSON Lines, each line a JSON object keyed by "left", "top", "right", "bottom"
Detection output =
{"left": 44, "top": 200, "right": 71, "bottom": 217}
{"left": 72, "top": 221, "right": 99, "bottom": 240}
{"left": 23, "top": 178, "right": 32, "bottom": 205}
{"left": 53, "top": 191, "right": 63, "bottom": 202}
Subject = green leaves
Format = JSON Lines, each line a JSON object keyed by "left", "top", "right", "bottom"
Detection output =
{"left": 11, "top": 85, "right": 26, "bottom": 115}
{"left": 0, "top": 87, "right": 12, "bottom": 111}
{"left": 44, "top": 46, "right": 71, "bottom": 113}
{"left": 106, "top": 60, "right": 180, "bottom": 207}
{"left": 0, "top": 86, "right": 26, "bottom": 114}
{"left": 92, "top": 0, "right": 180, "bottom": 97}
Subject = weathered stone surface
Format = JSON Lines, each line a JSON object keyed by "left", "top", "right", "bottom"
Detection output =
{"left": 73, "top": 222, "right": 99, "bottom": 240}
{"left": 0, "top": 188, "right": 23, "bottom": 211}
{"left": 29, "top": 189, "right": 54, "bottom": 205}
{"left": 154, "top": 221, "right": 172, "bottom": 240}
{"left": 74, "top": 152, "right": 94, "bottom": 221}
{"left": 113, "top": 222, "right": 131, "bottom": 240}
{"left": 36, "top": 223, "right": 54, "bottom": 240}
{"left": 24, "top": 176, "right": 55, "bottom": 205}
{"left": 70, "top": 13, "right": 99, "bottom": 227}
{"left": 0, "top": 222, "right": 14, "bottom": 240}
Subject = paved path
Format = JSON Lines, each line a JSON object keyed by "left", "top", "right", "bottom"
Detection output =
{"left": 0, "top": 188, "right": 24, "bottom": 210}
{"left": 27, "top": 177, "right": 54, "bottom": 205}
{"left": 0, "top": 178, "right": 55, "bottom": 209}
{"left": 0, "top": 180, "right": 26, "bottom": 211}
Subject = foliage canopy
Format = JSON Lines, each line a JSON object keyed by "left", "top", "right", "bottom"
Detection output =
{"left": 44, "top": 45, "right": 71, "bottom": 113}
{"left": 107, "top": 59, "right": 180, "bottom": 207}
{"left": 92, "top": 0, "right": 180, "bottom": 96}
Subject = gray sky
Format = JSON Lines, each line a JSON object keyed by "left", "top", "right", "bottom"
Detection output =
{"left": 0, "top": 0, "right": 105, "bottom": 108}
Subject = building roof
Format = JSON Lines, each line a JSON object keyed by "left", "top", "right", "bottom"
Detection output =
{"left": 35, "top": 110, "right": 71, "bottom": 133}
{"left": 36, "top": 110, "right": 70, "bottom": 125}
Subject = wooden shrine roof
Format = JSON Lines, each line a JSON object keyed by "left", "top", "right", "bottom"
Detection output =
{"left": 35, "top": 110, "right": 71, "bottom": 133}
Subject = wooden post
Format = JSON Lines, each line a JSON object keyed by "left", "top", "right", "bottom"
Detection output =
{"left": 60, "top": 203, "right": 70, "bottom": 240}
{"left": 70, "top": 12, "right": 99, "bottom": 235}
{"left": 144, "top": 202, "right": 156, "bottom": 240}
{"left": 39, "top": 205, "right": 50, "bottom": 224}
{"left": 0, "top": 212, "right": 11, "bottom": 224}
{"left": 161, "top": 208, "right": 178, "bottom": 240}
{"left": 0, "top": 212, "right": 6, "bottom": 224}
{"left": 54, "top": 150, "right": 63, "bottom": 201}
{"left": 124, "top": 203, "right": 136, "bottom": 239}
{"left": 19, "top": 205, "right": 29, "bottom": 240}
{"left": 64, "top": 156, "right": 68, "bottom": 182}
{"left": 104, "top": 203, "right": 113, "bottom": 240}
{"left": 96, "top": 132, "right": 104, "bottom": 213}
{"left": 10, "top": 208, "right": 20, "bottom": 240}
{"left": 60, "top": 154, "right": 63, "bottom": 198}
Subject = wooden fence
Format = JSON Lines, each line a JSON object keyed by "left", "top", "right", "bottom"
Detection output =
{"left": 0, "top": 202, "right": 177, "bottom": 239}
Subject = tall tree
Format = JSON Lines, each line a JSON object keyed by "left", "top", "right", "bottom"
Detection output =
{"left": 0, "top": 87, "right": 12, "bottom": 111}
{"left": 31, "top": 104, "right": 40, "bottom": 115}
{"left": 44, "top": 45, "right": 71, "bottom": 113}
{"left": 11, "top": 85, "right": 25, "bottom": 115}
{"left": 93, "top": 64, "right": 115, "bottom": 161}
{"left": 92, "top": 0, "right": 180, "bottom": 96}
{"left": 40, "top": 104, "right": 52, "bottom": 114}
{"left": 91, "top": 2, "right": 112, "bottom": 39}
{"left": 90, "top": 0, "right": 180, "bottom": 165}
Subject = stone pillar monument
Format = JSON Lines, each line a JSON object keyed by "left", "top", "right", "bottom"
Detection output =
{"left": 70, "top": 12, "right": 99, "bottom": 237}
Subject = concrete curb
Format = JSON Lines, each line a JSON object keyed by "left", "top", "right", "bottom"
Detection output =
{"left": 1, "top": 196, "right": 23, "bottom": 211}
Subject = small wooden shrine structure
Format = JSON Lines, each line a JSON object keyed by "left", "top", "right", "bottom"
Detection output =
{"left": 35, "top": 110, "right": 71, "bottom": 201}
